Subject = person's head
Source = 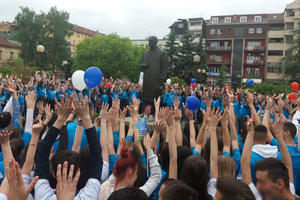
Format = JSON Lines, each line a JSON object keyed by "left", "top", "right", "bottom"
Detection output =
{"left": 49, "top": 84, "right": 54, "bottom": 90}
{"left": 50, "top": 150, "right": 80, "bottom": 179}
{"left": 113, "top": 146, "right": 138, "bottom": 187}
{"left": 68, "top": 85, "right": 73, "bottom": 90}
{"left": 254, "top": 158, "right": 290, "bottom": 200}
{"left": 113, "top": 87, "right": 118, "bottom": 93}
{"left": 108, "top": 187, "right": 147, "bottom": 200}
{"left": 218, "top": 155, "right": 236, "bottom": 178}
{"left": 215, "top": 176, "right": 255, "bottom": 200}
{"left": 282, "top": 122, "right": 297, "bottom": 140}
{"left": 10, "top": 138, "right": 24, "bottom": 164}
{"left": 254, "top": 125, "right": 268, "bottom": 144}
{"left": 5, "top": 125, "right": 20, "bottom": 139}
{"left": 177, "top": 146, "right": 192, "bottom": 178}
{"left": 181, "top": 155, "right": 210, "bottom": 200}
{"left": 148, "top": 36, "right": 158, "bottom": 49}
{"left": 0, "top": 112, "right": 11, "bottom": 129}
{"left": 159, "top": 179, "right": 198, "bottom": 200}
{"left": 103, "top": 88, "right": 107, "bottom": 94}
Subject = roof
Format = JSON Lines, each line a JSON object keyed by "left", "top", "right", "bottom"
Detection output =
{"left": 72, "top": 24, "right": 105, "bottom": 37}
{"left": 0, "top": 36, "right": 20, "bottom": 49}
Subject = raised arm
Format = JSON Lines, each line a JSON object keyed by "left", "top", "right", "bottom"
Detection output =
{"left": 118, "top": 107, "right": 127, "bottom": 154}
{"left": 263, "top": 97, "right": 274, "bottom": 143}
{"left": 208, "top": 108, "right": 223, "bottom": 179}
{"left": 0, "top": 130, "right": 13, "bottom": 177}
{"left": 246, "top": 92, "right": 261, "bottom": 125}
{"left": 22, "top": 120, "right": 43, "bottom": 176}
{"left": 154, "top": 97, "right": 161, "bottom": 122}
{"left": 151, "top": 120, "right": 164, "bottom": 154}
{"left": 165, "top": 109, "right": 177, "bottom": 179}
{"left": 228, "top": 91, "right": 239, "bottom": 150}
{"left": 184, "top": 107, "right": 196, "bottom": 148}
{"left": 241, "top": 116, "right": 254, "bottom": 185}
{"left": 24, "top": 91, "right": 36, "bottom": 134}
{"left": 71, "top": 121, "right": 84, "bottom": 153}
{"left": 220, "top": 109, "right": 230, "bottom": 154}
{"left": 100, "top": 104, "right": 109, "bottom": 163}
{"left": 271, "top": 115, "right": 294, "bottom": 184}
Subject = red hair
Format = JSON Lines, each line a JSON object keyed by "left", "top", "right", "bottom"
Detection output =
{"left": 113, "top": 146, "right": 137, "bottom": 183}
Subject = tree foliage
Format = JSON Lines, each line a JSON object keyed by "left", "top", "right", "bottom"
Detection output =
{"left": 14, "top": 7, "right": 72, "bottom": 68}
{"left": 74, "top": 34, "right": 145, "bottom": 82}
{"left": 164, "top": 31, "right": 179, "bottom": 76}
{"left": 216, "top": 64, "right": 227, "bottom": 87}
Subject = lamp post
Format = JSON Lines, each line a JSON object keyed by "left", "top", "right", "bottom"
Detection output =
{"left": 36, "top": 45, "right": 45, "bottom": 70}
{"left": 193, "top": 55, "right": 200, "bottom": 82}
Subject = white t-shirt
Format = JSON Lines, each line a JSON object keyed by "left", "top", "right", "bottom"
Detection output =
{"left": 207, "top": 178, "right": 217, "bottom": 197}
{"left": 0, "top": 193, "right": 7, "bottom": 200}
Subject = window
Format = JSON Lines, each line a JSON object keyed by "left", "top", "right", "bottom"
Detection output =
{"left": 268, "top": 50, "right": 283, "bottom": 56}
{"left": 270, "top": 24, "right": 284, "bottom": 31}
{"left": 178, "top": 23, "right": 184, "bottom": 28}
{"left": 212, "top": 18, "right": 219, "bottom": 24}
{"left": 208, "top": 67, "right": 220, "bottom": 73}
{"left": 210, "top": 29, "right": 216, "bottom": 35}
{"left": 224, "top": 17, "right": 231, "bottom": 23}
{"left": 240, "top": 16, "right": 247, "bottom": 23}
{"left": 254, "top": 16, "right": 262, "bottom": 23}
{"left": 217, "top": 29, "right": 222, "bottom": 35}
{"left": 268, "top": 38, "right": 284, "bottom": 43}
{"left": 209, "top": 55, "right": 222, "bottom": 62}
{"left": 210, "top": 42, "right": 220, "bottom": 47}
{"left": 286, "top": 9, "right": 295, "bottom": 17}
{"left": 10, "top": 52, "right": 13, "bottom": 60}
{"left": 248, "top": 41, "right": 261, "bottom": 47}
{"left": 245, "top": 68, "right": 260, "bottom": 77}
{"left": 267, "top": 63, "right": 281, "bottom": 73}
{"left": 235, "top": 27, "right": 244, "bottom": 37}
{"left": 246, "top": 55, "right": 261, "bottom": 64}
{"left": 285, "top": 35, "right": 293, "bottom": 43}
{"left": 194, "top": 32, "right": 201, "bottom": 38}
{"left": 248, "top": 28, "right": 255, "bottom": 34}
{"left": 256, "top": 28, "right": 263, "bottom": 34}
{"left": 286, "top": 22, "right": 294, "bottom": 30}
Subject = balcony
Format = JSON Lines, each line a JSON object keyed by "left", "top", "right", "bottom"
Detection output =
{"left": 208, "top": 59, "right": 231, "bottom": 64}
{"left": 245, "top": 60, "right": 264, "bottom": 65}
{"left": 243, "top": 74, "right": 264, "bottom": 79}
{"left": 206, "top": 46, "right": 231, "bottom": 51}
{"left": 244, "top": 46, "right": 265, "bottom": 52}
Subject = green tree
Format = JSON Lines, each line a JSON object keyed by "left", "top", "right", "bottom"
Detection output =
{"left": 194, "top": 35, "right": 208, "bottom": 84}
{"left": 164, "top": 31, "right": 179, "bottom": 77}
{"left": 216, "top": 64, "right": 227, "bottom": 87}
{"left": 14, "top": 7, "right": 72, "bottom": 68}
{"left": 281, "top": 20, "right": 300, "bottom": 81}
{"left": 74, "top": 34, "right": 144, "bottom": 82}
{"left": 177, "top": 31, "right": 195, "bottom": 81}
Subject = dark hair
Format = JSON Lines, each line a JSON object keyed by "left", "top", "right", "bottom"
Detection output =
{"left": 50, "top": 150, "right": 80, "bottom": 178}
{"left": 108, "top": 187, "right": 147, "bottom": 200}
{"left": 177, "top": 146, "right": 192, "bottom": 179}
{"left": 5, "top": 125, "right": 20, "bottom": 139}
{"left": 283, "top": 122, "right": 297, "bottom": 138}
{"left": 216, "top": 176, "right": 255, "bottom": 200}
{"left": 202, "top": 137, "right": 224, "bottom": 166}
{"left": 181, "top": 155, "right": 211, "bottom": 200}
{"left": 78, "top": 145, "right": 90, "bottom": 190}
{"left": 254, "top": 125, "right": 268, "bottom": 142}
{"left": 130, "top": 143, "right": 146, "bottom": 187}
{"left": 254, "top": 158, "right": 289, "bottom": 189}
{"left": 158, "top": 142, "right": 169, "bottom": 172}
{"left": 160, "top": 179, "right": 198, "bottom": 200}
{"left": 0, "top": 112, "right": 11, "bottom": 129}
{"left": 237, "top": 117, "right": 248, "bottom": 143}
{"left": 10, "top": 138, "right": 24, "bottom": 164}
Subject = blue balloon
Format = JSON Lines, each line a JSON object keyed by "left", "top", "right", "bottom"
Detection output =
{"left": 247, "top": 80, "right": 255, "bottom": 86}
{"left": 185, "top": 96, "right": 200, "bottom": 110}
{"left": 84, "top": 67, "right": 103, "bottom": 88}
{"left": 191, "top": 78, "right": 196, "bottom": 84}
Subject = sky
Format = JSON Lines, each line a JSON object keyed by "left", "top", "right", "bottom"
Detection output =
{"left": 0, "top": 0, "right": 294, "bottom": 39}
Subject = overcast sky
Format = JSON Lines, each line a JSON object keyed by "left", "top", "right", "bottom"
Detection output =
{"left": 0, "top": 0, "right": 293, "bottom": 39}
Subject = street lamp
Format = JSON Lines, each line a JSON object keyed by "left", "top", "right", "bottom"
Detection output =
{"left": 62, "top": 60, "right": 68, "bottom": 66}
{"left": 36, "top": 44, "right": 45, "bottom": 70}
{"left": 193, "top": 55, "right": 201, "bottom": 63}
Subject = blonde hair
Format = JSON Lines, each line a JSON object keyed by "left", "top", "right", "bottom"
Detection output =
{"left": 218, "top": 155, "right": 236, "bottom": 178}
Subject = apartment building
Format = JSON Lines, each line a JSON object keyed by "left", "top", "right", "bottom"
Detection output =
{"left": 131, "top": 39, "right": 167, "bottom": 49}
{"left": 206, "top": 14, "right": 269, "bottom": 85}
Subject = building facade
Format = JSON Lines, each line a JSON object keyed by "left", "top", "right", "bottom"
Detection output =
{"left": 0, "top": 36, "right": 20, "bottom": 66}
{"left": 67, "top": 24, "right": 104, "bottom": 56}
{"left": 131, "top": 39, "right": 167, "bottom": 50}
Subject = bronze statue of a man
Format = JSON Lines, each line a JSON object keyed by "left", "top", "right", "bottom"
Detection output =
{"left": 139, "top": 36, "right": 168, "bottom": 106}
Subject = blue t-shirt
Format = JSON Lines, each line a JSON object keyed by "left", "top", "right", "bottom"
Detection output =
{"left": 129, "top": 90, "right": 139, "bottom": 102}
{"left": 36, "top": 86, "right": 46, "bottom": 98}
{"left": 163, "top": 93, "right": 168, "bottom": 104}
{"left": 166, "top": 92, "right": 175, "bottom": 107}
{"left": 19, "top": 94, "right": 25, "bottom": 105}
{"left": 0, "top": 161, "right": 4, "bottom": 184}
{"left": 55, "top": 92, "right": 63, "bottom": 101}
{"left": 120, "top": 91, "right": 128, "bottom": 101}
{"left": 67, "top": 89, "right": 75, "bottom": 96}
{"left": 101, "top": 94, "right": 109, "bottom": 104}
{"left": 47, "top": 89, "right": 55, "bottom": 101}
{"left": 112, "top": 92, "right": 120, "bottom": 100}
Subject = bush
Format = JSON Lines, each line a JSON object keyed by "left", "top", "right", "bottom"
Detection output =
{"left": 170, "top": 76, "right": 187, "bottom": 87}
{"left": 247, "top": 83, "right": 292, "bottom": 94}
{"left": 0, "top": 66, "right": 38, "bottom": 81}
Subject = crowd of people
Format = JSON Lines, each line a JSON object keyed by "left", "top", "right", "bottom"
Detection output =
{"left": 0, "top": 71, "right": 298, "bottom": 200}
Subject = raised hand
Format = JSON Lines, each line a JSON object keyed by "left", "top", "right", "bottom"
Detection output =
{"left": 56, "top": 94, "right": 73, "bottom": 122}
{"left": 100, "top": 104, "right": 109, "bottom": 121}
{"left": 173, "top": 96, "right": 180, "bottom": 110}
{"left": 165, "top": 108, "right": 174, "bottom": 127}
{"left": 158, "top": 107, "right": 166, "bottom": 120}
{"left": 128, "top": 104, "right": 138, "bottom": 120}
{"left": 72, "top": 94, "right": 89, "bottom": 121}
{"left": 246, "top": 113, "right": 255, "bottom": 132}
{"left": 270, "top": 114, "right": 285, "bottom": 138}
{"left": 154, "top": 97, "right": 161, "bottom": 110}
{"left": 132, "top": 96, "right": 140, "bottom": 113}
{"left": 5, "top": 158, "right": 38, "bottom": 200}
{"left": 184, "top": 106, "right": 193, "bottom": 121}
{"left": 32, "top": 120, "right": 44, "bottom": 136}
{"left": 37, "top": 101, "right": 44, "bottom": 114}
{"left": 222, "top": 95, "right": 229, "bottom": 107}
{"left": 112, "top": 98, "right": 120, "bottom": 112}
{"left": 120, "top": 106, "right": 128, "bottom": 120}
{"left": 0, "top": 130, "right": 12, "bottom": 144}
{"left": 246, "top": 92, "right": 254, "bottom": 105}
{"left": 25, "top": 91, "right": 36, "bottom": 109}
{"left": 154, "top": 120, "right": 165, "bottom": 133}
{"left": 174, "top": 109, "right": 182, "bottom": 121}
{"left": 207, "top": 108, "right": 223, "bottom": 128}
{"left": 44, "top": 104, "right": 53, "bottom": 124}
{"left": 143, "top": 134, "right": 151, "bottom": 151}
{"left": 266, "top": 97, "right": 274, "bottom": 111}
{"left": 56, "top": 161, "right": 80, "bottom": 200}
{"left": 220, "top": 109, "right": 229, "bottom": 127}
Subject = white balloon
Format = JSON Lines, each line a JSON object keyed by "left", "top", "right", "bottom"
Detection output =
{"left": 72, "top": 70, "right": 86, "bottom": 91}
{"left": 166, "top": 79, "right": 171, "bottom": 84}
